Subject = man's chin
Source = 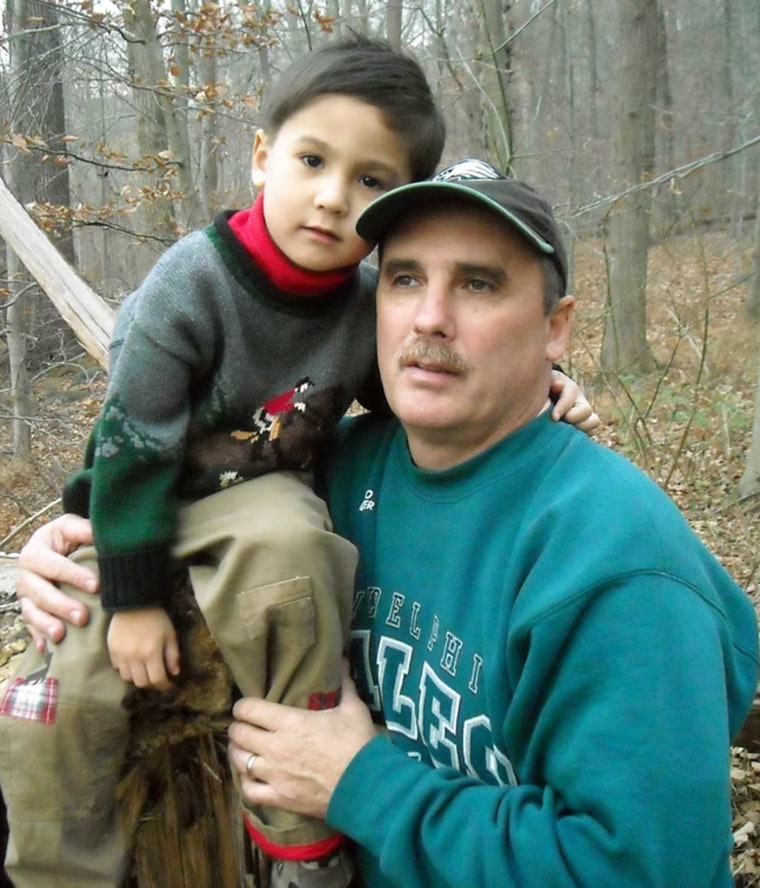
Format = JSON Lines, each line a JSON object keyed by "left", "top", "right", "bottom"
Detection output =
{"left": 391, "top": 395, "right": 459, "bottom": 431}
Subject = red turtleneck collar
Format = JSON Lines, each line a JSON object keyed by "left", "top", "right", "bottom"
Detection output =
{"left": 228, "top": 194, "right": 357, "bottom": 296}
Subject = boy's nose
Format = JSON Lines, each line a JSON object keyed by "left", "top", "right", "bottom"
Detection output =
{"left": 314, "top": 177, "right": 349, "bottom": 215}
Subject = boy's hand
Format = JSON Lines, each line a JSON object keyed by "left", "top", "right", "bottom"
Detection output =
{"left": 107, "top": 607, "right": 181, "bottom": 691}
{"left": 550, "top": 371, "right": 600, "bottom": 434}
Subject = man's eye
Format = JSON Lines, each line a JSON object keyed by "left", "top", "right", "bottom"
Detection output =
{"left": 468, "top": 279, "right": 493, "bottom": 292}
{"left": 392, "top": 274, "right": 418, "bottom": 288}
{"left": 301, "top": 155, "right": 322, "bottom": 169}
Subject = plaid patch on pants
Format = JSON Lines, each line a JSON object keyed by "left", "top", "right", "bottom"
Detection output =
{"left": 0, "top": 659, "right": 58, "bottom": 724}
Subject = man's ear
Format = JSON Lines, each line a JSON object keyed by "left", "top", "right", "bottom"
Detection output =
{"left": 545, "top": 295, "right": 574, "bottom": 363}
{"left": 251, "top": 129, "right": 268, "bottom": 190}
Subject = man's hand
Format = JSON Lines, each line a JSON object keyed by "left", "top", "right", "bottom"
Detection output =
{"left": 228, "top": 666, "right": 377, "bottom": 819}
{"left": 107, "top": 607, "right": 180, "bottom": 691}
{"left": 16, "top": 514, "right": 98, "bottom": 651}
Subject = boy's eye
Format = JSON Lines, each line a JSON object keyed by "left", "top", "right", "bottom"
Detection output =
{"left": 360, "top": 174, "right": 385, "bottom": 191}
{"left": 301, "top": 154, "right": 323, "bottom": 169}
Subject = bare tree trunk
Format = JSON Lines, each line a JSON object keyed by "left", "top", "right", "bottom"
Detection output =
{"left": 5, "top": 0, "right": 33, "bottom": 459}
{"left": 166, "top": 0, "right": 221, "bottom": 217}
{"left": 3, "top": 0, "right": 73, "bottom": 455}
{"left": 386, "top": 0, "right": 402, "bottom": 49}
{"left": 6, "top": 252, "right": 32, "bottom": 457}
{"left": 651, "top": 0, "right": 678, "bottom": 238}
{"left": 123, "top": 0, "right": 176, "bottom": 280}
{"left": 600, "top": 0, "right": 657, "bottom": 375}
{"left": 738, "top": 176, "right": 760, "bottom": 499}
{"left": 738, "top": 325, "right": 760, "bottom": 503}
{"left": 128, "top": 0, "right": 204, "bottom": 232}
{"left": 748, "top": 187, "right": 760, "bottom": 319}
{"left": 479, "top": 0, "right": 513, "bottom": 169}
{"left": 167, "top": 0, "right": 205, "bottom": 229}
{"left": 583, "top": 0, "right": 601, "bottom": 144}
{"left": 562, "top": 3, "right": 578, "bottom": 292}
{"left": 199, "top": 49, "right": 220, "bottom": 217}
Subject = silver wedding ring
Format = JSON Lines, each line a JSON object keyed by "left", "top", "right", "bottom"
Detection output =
{"left": 245, "top": 752, "right": 258, "bottom": 779}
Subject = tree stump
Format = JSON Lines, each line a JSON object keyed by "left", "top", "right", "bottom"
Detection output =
{"left": 116, "top": 578, "right": 264, "bottom": 888}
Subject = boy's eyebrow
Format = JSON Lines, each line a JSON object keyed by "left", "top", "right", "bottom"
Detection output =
{"left": 295, "top": 135, "right": 405, "bottom": 179}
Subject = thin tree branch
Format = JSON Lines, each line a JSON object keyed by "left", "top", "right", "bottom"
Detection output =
{"left": 572, "top": 133, "right": 760, "bottom": 219}
{"left": 0, "top": 498, "right": 61, "bottom": 551}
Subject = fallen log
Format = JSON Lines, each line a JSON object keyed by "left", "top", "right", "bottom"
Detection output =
{"left": 0, "top": 174, "right": 114, "bottom": 368}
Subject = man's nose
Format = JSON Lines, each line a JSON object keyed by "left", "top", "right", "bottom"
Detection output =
{"left": 413, "top": 286, "right": 455, "bottom": 339}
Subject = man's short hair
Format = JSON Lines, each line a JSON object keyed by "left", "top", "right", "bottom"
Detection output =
{"left": 537, "top": 255, "right": 564, "bottom": 314}
{"left": 261, "top": 36, "right": 446, "bottom": 182}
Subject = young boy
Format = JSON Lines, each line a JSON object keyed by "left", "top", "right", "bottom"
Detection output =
{"left": 0, "top": 37, "right": 595, "bottom": 888}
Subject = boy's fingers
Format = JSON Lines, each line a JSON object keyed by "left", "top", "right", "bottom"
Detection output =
{"left": 577, "top": 412, "right": 601, "bottom": 433}
{"left": 165, "top": 635, "right": 181, "bottom": 677}
{"left": 147, "top": 659, "right": 173, "bottom": 691}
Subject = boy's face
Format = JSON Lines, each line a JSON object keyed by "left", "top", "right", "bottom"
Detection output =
{"left": 252, "top": 94, "right": 412, "bottom": 272}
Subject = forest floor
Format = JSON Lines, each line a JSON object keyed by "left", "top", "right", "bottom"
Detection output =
{"left": 1, "top": 227, "right": 760, "bottom": 882}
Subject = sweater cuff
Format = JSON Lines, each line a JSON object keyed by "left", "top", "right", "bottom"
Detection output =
{"left": 98, "top": 546, "right": 172, "bottom": 612}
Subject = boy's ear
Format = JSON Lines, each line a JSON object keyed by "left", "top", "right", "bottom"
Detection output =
{"left": 251, "top": 129, "right": 268, "bottom": 190}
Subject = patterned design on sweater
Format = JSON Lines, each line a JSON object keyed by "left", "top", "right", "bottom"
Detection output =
{"left": 96, "top": 395, "right": 181, "bottom": 463}
{"left": 183, "top": 378, "right": 345, "bottom": 495}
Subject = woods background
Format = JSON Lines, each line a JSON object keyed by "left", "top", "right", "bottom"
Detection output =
{"left": 0, "top": 0, "right": 759, "bottom": 541}
{"left": 1, "top": 0, "right": 760, "bottom": 882}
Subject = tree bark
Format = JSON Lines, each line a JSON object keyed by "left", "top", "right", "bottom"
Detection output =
{"left": 128, "top": 0, "right": 204, "bottom": 232}
{"left": 479, "top": 0, "right": 514, "bottom": 169}
{"left": 3, "top": 0, "right": 76, "bottom": 454}
{"left": 600, "top": 0, "right": 657, "bottom": 375}
{"left": 737, "top": 175, "right": 760, "bottom": 500}
{"left": 651, "top": 0, "right": 678, "bottom": 238}
{"left": 6, "top": 252, "right": 32, "bottom": 457}
{"left": 386, "top": 0, "right": 402, "bottom": 49}
{"left": 199, "top": 48, "right": 220, "bottom": 217}
{"left": 738, "top": 326, "right": 760, "bottom": 503}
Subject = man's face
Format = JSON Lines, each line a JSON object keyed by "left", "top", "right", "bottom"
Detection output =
{"left": 251, "top": 94, "right": 412, "bottom": 273}
{"left": 376, "top": 202, "right": 573, "bottom": 469}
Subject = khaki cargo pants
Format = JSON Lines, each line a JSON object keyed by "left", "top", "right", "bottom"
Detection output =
{"left": 0, "top": 472, "right": 357, "bottom": 888}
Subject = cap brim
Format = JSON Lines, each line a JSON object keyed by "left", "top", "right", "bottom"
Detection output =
{"left": 356, "top": 181, "right": 556, "bottom": 256}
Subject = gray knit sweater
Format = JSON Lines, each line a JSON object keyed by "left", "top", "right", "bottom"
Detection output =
{"left": 63, "top": 213, "right": 381, "bottom": 611}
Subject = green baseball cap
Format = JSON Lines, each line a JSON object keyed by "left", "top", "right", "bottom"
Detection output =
{"left": 356, "top": 158, "right": 568, "bottom": 291}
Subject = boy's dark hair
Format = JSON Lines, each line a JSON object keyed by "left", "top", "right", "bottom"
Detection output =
{"left": 262, "top": 36, "right": 446, "bottom": 182}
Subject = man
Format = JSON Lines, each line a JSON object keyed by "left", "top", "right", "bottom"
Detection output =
{"left": 14, "top": 161, "right": 759, "bottom": 887}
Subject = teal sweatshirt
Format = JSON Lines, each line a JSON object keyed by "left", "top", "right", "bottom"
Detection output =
{"left": 324, "top": 411, "right": 759, "bottom": 888}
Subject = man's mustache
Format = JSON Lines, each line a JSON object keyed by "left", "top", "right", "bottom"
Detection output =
{"left": 396, "top": 340, "right": 468, "bottom": 374}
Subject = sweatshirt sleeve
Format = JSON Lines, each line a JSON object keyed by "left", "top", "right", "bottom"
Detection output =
{"left": 87, "top": 245, "right": 215, "bottom": 611}
{"left": 327, "top": 572, "right": 757, "bottom": 888}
